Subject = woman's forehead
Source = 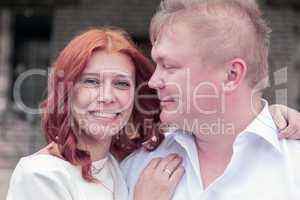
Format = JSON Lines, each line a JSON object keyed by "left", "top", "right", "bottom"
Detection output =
{"left": 83, "top": 51, "right": 136, "bottom": 76}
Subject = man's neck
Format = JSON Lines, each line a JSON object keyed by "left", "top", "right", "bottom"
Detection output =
{"left": 194, "top": 95, "right": 263, "bottom": 189}
{"left": 194, "top": 95, "right": 263, "bottom": 157}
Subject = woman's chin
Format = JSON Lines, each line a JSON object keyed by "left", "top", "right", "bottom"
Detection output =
{"left": 86, "top": 125, "right": 121, "bottom": 139}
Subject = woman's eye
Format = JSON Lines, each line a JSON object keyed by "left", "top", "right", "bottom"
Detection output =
{"left": 81, "top": 78, "right": 100, "bottom": 87}
{"left": 114, "top": 81, "right": 130, "bottom": 89}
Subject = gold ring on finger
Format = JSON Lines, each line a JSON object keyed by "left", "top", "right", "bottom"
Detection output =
{"left": 163, "top": 168, "right": 172, "bottom": 176}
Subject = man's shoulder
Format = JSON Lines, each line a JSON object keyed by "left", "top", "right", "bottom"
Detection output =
{"left": 120, "top": 148, "right": 158, "bottom": 188}
{"left": 120, "top": 131, "right": 187, "bottom": 166}
{"left": 120, "top": 148, "right": 148, "bottom": 173}
{"left": 280, "top": 140, "right": 300, "bottom": 185}
{"left": 120, "top": 139, "right": 172, "bottom": 174}
{"left": 281, "top": 139, "right": 300, "bottom": 160}
{"left": 120, "top": 133, "right": 183, "bottom": 184}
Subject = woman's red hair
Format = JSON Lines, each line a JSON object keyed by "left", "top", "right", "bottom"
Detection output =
{"left": 40, "top": 27, "right": 163, "bottom": 182}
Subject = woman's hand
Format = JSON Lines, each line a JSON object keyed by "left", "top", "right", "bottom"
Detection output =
{"left": 134, "top": 154, "right": 185, "bottom": 200}
{"left": 269, "top": 104, "right": 300, "bottom": 139}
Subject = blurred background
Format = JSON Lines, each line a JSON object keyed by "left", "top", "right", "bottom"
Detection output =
{"left": 0, "top": 0, "right": 300, "bottom": 199}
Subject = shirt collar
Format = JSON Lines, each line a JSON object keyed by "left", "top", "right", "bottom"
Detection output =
{"left": 237, "top": 99, "right": 282, "bottom": 153}
{"left": 164, "top": 129, "right": 194, "bottom": 147}
{"left": 164, "top": 129, "right": 202, "bottom": 180}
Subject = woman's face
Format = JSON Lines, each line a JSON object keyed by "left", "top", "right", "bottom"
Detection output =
{"left": 71, "top": 50, "right": 136, "bottom": 140}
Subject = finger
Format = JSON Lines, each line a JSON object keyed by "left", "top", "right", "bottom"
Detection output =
{"left": 286, "top": 132, "right": 300, "bottom": 139}
{"left": 140, "top": 158, "right": 162, "bottom": 179}
{"left": 159, "top": 157, "right": 182, "bottom": 179}
{"left": 169, "top": 166, "right": 185, "bottom": 186}
{"left": 280, "top": 105, "right": 300, "bottom": 130}
{"left": 289, "top": 125, "right": 300, "bottom": 139}
{"left": 164, "top": 156, "right": 183, "bottom": 175}
{"left": 279, "top": 125, "right": 298, "bottom": 139}
{"left": 271, "top": 106, "right": 288, "bottom": 130}
{"left": 281, "top": 126, "right": 300, "bottom": 139}
{"left": 147, "top": 157, "right": 162, "bottom": 170}
{"left": 156, "top": 154, "right": 179, "bottom": 172}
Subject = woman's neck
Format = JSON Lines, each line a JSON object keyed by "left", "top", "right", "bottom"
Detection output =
{"left": 77, "top": 136, "right": 112, "bottom": 161}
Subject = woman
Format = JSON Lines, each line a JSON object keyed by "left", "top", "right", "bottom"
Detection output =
{"left": 6, "top": 27, "right": 300, "bottom": 200}
{"left": 6, "top": 27, "right": 183, "bottom": 200}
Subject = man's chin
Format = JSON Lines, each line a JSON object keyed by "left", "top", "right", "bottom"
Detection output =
{"left": 159, "top": 111, "right": 171, "bottom": 122}
{"left": 160, "top": 112, "right": 180, "bottom": 127}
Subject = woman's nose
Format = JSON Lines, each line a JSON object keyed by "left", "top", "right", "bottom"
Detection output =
{"left": 97, "top": 83, "right": 116, "bottom": 104}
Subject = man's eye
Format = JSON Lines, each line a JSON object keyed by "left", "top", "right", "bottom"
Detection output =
{"left": 166, "top": 64, "right": 177, "bottom": 69}
{"left": 114, "top": 81, "right": 131, "bottom": 89}
{"left": 163, "top": 65, "right": 177, "bottom": 73}
{"left": 162, "top": 64, "right": 176, "bottom": 70}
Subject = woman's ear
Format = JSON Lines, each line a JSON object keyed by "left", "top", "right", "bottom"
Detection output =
{"left": 223, "top": 58, "right": 247, "bottom": 92}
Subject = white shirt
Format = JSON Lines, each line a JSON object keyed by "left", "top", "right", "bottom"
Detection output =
{"left": 7, "top": 153, "right": 128, "bottom": 200}
{"left": 121, "top": 101, "right": 300, "bottom": 200}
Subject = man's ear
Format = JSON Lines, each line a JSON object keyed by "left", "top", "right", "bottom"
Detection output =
{"left": 223, "top": 58, "right": 247, "bottom": 92}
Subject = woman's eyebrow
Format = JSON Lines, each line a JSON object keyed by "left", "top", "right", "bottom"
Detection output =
{"left": 81, "top": 72, "right": 133, "bottom": 78}
{"left": 80, "top": 73, "right": 99, "bottom": 77}
{"left": 114, "top": 74, "right": 133, "bottom": 79}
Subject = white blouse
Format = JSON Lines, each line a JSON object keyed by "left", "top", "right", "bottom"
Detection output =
{"left": 7, "top": 153, "right": 128, "bottom": 200}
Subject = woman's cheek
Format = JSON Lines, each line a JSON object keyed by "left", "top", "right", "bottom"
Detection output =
{"left": 72, "top": 88, "right": 96, "bottom": 109}
{"left": 118, "top": 90, "right": 134, "bottom": 111}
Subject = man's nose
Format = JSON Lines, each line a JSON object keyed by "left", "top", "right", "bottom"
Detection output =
{"left": 148, "top": 67, "right": 165, "bottom": 89}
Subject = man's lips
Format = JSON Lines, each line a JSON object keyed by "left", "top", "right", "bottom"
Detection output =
{"left": 159, "top": 98, "right": 176, "bottom": 107}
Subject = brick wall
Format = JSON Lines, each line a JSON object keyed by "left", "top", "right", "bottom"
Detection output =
{"left": 51, "top": 0, "right": 160, "bottom": 59}
{"left": 264, "top": 7, "right": 300, "bottom": 109}
{"left": 51, "top": 1, "right": 300, "bottom": 109}
{"left": 0, "top": 10, "right": 12, "bottom": 116}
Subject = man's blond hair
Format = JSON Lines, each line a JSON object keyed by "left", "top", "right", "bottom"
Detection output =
{"left": 150, "top": 0, "right": 272, "bottom": 87}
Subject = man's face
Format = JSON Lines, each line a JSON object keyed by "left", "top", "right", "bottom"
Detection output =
{"left": 148, "top": 22, "right": 226, "bottom": 130}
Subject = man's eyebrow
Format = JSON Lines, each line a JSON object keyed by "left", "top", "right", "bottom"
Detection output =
{"left": 153, "top": 48, "right": 175, "bottom": 64}
{"left": 157, "top": 56, "right": 179, "bottom": 66}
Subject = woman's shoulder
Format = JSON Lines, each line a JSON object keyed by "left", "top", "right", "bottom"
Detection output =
{"left": 7, "top": 154, "right": 78, "bottom": 199}
{"left": 17, "top": 142, "right": 77, "bottom": 175}
{"left": 14, "top": 153, "right": 75, "bottom": 180}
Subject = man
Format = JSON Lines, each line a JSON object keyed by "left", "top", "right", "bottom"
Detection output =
{"left": 122, "top": 0, "right": 300, "bottom": 199}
